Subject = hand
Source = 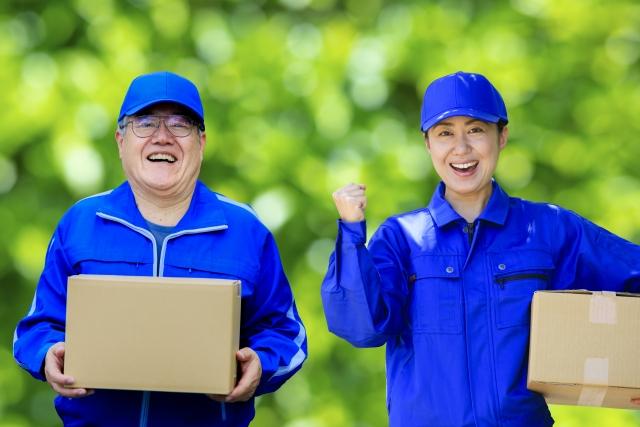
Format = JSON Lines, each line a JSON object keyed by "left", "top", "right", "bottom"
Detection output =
{"left": 44, "top": 342, "right": 93, "bottom": 398}
{"left": 631, "top": 397, "right": 640, "bottom": 406}
{"left": 207, "top": 347, "right": 262, "bottom": 403}
{"left": 332, "top": 183, "right": 367, "bottom": 222}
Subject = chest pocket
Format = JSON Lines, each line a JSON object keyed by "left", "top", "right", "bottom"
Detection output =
{"left": 164, "top": 256, "right": 260, "bottom": 297}
{"left": 489, "top": 250, "right": 554, "bottom": 329}
{"left": 410, "top": 255, "right": 462, "bottom": 334}
{"left": 69, "top": 247, "right": 153, "bottom": 276}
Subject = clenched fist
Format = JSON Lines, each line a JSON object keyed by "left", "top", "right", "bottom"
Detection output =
{"left": 332, "top": 183, "right": 367, "bottom": 222}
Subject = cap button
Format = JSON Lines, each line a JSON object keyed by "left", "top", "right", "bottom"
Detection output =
{"left": 498, "top": 263, "right": 506, "bottom": 271}
{"left": 445, "top": 266, "right": 454, "bottom": 274}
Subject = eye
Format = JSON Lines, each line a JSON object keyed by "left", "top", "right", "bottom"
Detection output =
{"left": 134, "top": 116, "right": 158, "bottom": 128}
{"left": 166, "top": 116, "right": 191, "bottom": 128}
{"left": 438, "top": 129, "right": 453, "bottom": 137}
{"left": 469, "top": 126, "right": 485, "bottom": 134}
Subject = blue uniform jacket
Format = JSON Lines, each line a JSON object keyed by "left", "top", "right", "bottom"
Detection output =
{"left": 14, "top": 180, "right": 307, "bottom": 427}
{"left": 322, "top": 181, "right": 640, "bottom": 427}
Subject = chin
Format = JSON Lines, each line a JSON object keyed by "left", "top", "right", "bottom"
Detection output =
{"left": 444, "top": 178, "right": 489, "bottom": 196}
{"left": 145, "top": 181, "right": 179, "bottom": 193}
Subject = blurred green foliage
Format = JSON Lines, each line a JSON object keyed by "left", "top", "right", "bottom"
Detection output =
{"left": 1, "top": 0, "right": 639, "bottom": 426}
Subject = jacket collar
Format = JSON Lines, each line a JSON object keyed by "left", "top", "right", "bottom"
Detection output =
{"left": 428, "top": 180, "right": 509, "bottom": 228}
{"left": 96, "top": 180, "right": 228, "bottom": 231}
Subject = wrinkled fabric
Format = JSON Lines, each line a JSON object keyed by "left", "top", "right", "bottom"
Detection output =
{"left": 322, "top": 181, "right": 640, "bottom": 427}
{"left": 14, "top": 181, "right": 307, "bottom": 427}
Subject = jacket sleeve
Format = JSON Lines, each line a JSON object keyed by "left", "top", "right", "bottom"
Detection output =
{"left": 13, "top": 226, "right": 72, "bottom": 381}
{"left": 243, "top": 232, "right": 307, "bottom": 396}
{"left": 321, "top": 220, "right": 408, "bottom": 348}
{"left": 551, "top": 208, "right": 640, "bottom": 292}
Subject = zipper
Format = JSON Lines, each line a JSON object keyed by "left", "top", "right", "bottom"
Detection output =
{"left": 495, "top": 273, "right": 548, "bottom": 289}
{"left": 220, "top": 402, "right": 227, "bottom": 422}
{"left": 96, "top": 212, "right": 229, "bottom": 427}
{"left": 139, "top": 391, "right": 151, "bottom": 427}
{"left": 464, "top": 222, "right": 474, "bottom": 246}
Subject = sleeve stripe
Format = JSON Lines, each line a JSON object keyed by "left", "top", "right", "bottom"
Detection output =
{"left": 270, "top": 303, "right": 307, "bottom": 379}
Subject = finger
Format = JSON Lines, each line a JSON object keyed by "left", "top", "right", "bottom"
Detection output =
{"left": 338, "top": 190, "right": 366, "bottom": 199}
{"left": 225, "top": 370, "right": 257, "bottom": 402}
{"left": 53, "top": 345, "right": 65, "bottom": 358}
{"left": 631, "top": 398, "right": 640, "bottom": 405}
{"left": 44, "top": 357, "right": 75, "bottom": 386}
{"left": 335, "top": 195, "right": 366, "bottom": 206}
{"left": 52, "top": 383, "right": 91, "bottom": 398}
{"left": 236, "top": 348, "right": 251, "bottom": 362}
{"left": 46, "top": 370, "right": 75, "bottom": 386}
{"left": 335, "top": 183, "right": 366, "bottom": 195}
{"left": 346, "top": 183, "right": 366, "bottom": 190}
{"left": 226, "top": 353, "right": 260, "bottom": 402}
{"left": 206, "top": 394, "right": 226, "bottom": 402}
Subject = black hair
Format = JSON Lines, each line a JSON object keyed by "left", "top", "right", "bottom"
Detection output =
{"left": 422, "top": 119, "right": 507, "bottom": 140}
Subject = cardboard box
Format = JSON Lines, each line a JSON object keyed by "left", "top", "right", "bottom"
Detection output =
{"left": 64, "top": 274, "right": 241, "bottom": 394}
{"left": 527, "top": 290, "right": 640, "bottom": 409}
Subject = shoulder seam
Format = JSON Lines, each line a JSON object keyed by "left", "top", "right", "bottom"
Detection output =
{"left": 215, "top": 194, "right": 260, "bottom": 219}
{"left": 74, "top": 189, "right": 114, "bottom": 205}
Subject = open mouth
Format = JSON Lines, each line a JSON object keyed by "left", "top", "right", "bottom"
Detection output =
{"left": 147, "top": 153, "right": 177, "bottom": 164}
{"left": 450, "top": 161, "right": 478, "bottom": 173}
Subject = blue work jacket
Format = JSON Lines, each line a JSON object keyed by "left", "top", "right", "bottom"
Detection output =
{"left": 322, "top": 181, "right": 640, "bottom": 427}
{"left": 14, "top": 181, "right": 307, "bottom": 427}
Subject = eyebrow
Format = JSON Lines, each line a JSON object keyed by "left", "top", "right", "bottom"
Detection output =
{"left": 433, "top": 118, "right": 486, "bottom": 128}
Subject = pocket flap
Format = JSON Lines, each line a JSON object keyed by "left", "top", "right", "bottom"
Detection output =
{"left": 412, "top": 254, "right": 461, "bottom": 279}
{"left": 166, "top": 256, "right": 259, "bottom": 283}
{"left": 489, "top": 250, "right": 554, "bottom": 276}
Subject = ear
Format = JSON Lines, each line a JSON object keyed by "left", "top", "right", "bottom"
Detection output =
{"left": 498, "top": 126, "right": 509, "bottom": 151}
{"left": 424, "top": 132, "right": 431, "bottom": 152}
{"left": 199, "top": 131, "right": 207, "bottom": 161}
{"left": 115, "top": 128, "right": 125, "bottom": 159}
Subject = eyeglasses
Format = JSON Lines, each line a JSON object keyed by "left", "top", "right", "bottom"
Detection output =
{"left": 121, "top": 115, "right": 203, "bottom": 138}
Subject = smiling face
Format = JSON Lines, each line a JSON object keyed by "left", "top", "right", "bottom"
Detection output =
{"left": 115, "top": 103, "right": 206, "bottom": 201}
{"left": 426, "top": 115, "right": 508, "bottom": 206}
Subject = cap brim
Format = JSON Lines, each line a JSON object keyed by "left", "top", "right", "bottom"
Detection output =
{"left": 120, "top": 98, "right": 204, "bottom": 122}
{"left": 420, "top": 108, "right": 504, "bottom": 132}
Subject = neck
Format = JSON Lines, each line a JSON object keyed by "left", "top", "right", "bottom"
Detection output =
{"left": 131, "top": 184, "right": 196, "bottom": 227}
{"left": 444, "top": 184, "right": 493, "bottom": 223}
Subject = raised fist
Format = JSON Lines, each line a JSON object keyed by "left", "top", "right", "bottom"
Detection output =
{"left": 332, "top": 183, "right": 367, "bottom": 222}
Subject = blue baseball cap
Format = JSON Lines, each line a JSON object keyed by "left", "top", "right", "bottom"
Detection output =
{"left": 420, "top": 71, "right": 507, "bottom": 132}
{"left": 118, "top": 71, "right": 204, "bottom": 126}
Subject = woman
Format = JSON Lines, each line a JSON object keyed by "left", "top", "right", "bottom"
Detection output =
{"left": 321, "top": 71, "right": 640, "bottom": 427}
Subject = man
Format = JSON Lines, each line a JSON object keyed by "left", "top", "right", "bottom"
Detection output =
{"left": 322, "top": 71, "right": 640, "bottom": 426}
{"left": 14, "top": 71, "right": 307, "bottom": 426}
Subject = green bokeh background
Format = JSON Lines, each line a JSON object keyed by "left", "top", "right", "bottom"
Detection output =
{"left": 1, "top": 0, "right": 639, "bottom": 425}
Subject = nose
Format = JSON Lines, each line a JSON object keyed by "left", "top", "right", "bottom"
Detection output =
{"left": 151, "top": 119, "right": 174, "bottom": 144}
{"left": 451, "top": 133, "right": 472, "bottom": 155}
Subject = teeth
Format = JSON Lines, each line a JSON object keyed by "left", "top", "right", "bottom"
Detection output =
{"left": 451, "top": 161, "right": 478, "bottom": 169}
{"left": 148, "top": 153, "right": 176, "bottom": 163}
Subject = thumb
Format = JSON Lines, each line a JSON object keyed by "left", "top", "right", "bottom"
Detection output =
{"left": 237, "top": 348, "right": 251, "bottom": 361}
{"left": 53, "top": 345, "right": 65, "bottom": 358}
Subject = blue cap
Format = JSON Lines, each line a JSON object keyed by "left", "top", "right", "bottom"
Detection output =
{"left": 118, "top": 71, "right": 204, "bottom": 125}
{"left": 420, "top": 71, "right": 507, "bottom": 132}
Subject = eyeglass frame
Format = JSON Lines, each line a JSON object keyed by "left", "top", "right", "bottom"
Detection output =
{"left": 118, "top": 114, "right": 205, "bottom": 138}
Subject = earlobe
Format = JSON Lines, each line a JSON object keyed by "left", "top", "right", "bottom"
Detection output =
{"left": 498, "top": 126, "right": 509, "bottom": 150}
{"left": 199, "top": 132, "right": 207, "bottom": 161}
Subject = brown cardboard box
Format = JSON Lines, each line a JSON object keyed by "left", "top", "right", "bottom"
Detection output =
{"left": 64, "top": 274, "right": 241, "bottom": 394}
{"left": 527, "top": 290, "right": 640, "bottom": 409}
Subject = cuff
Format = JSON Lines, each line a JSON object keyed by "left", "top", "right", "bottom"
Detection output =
{"left": 338, "top": 220, "right": 366, "bottom": 245}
